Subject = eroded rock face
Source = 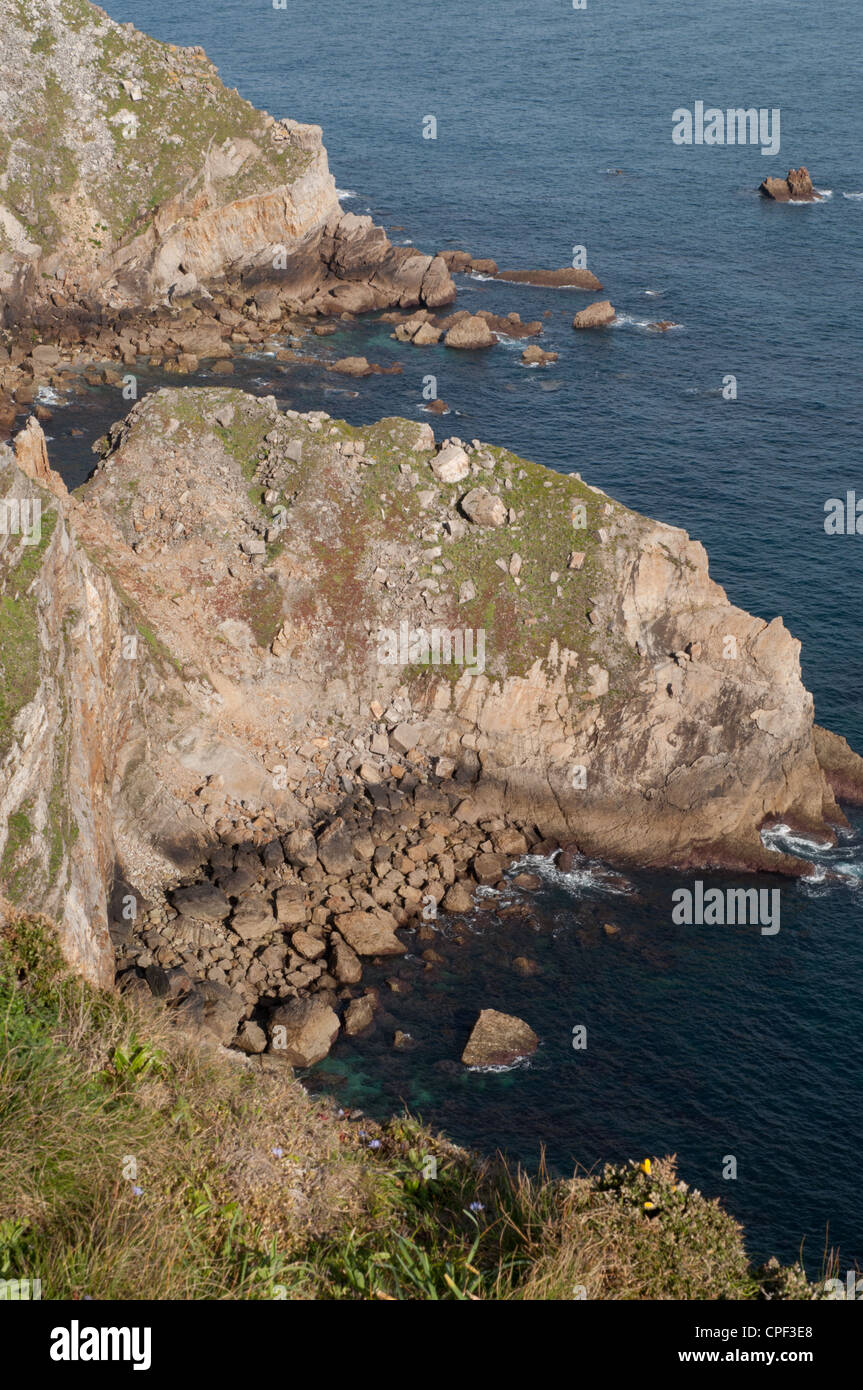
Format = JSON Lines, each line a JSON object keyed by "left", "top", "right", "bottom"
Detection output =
{"left": 461, "top": 1009, "right": 539, "bottom": 1066}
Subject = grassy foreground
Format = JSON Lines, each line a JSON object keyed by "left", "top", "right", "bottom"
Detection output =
{"left": 0, "top": 914, "right": 820, "bottom": 1301}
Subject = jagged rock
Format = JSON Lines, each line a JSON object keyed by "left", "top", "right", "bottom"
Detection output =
{"left": 13, "top": 418, "right": 67, "bottom": 497}
{"left": 461, "top": 487, "right": 507, "bottom": 528}
{"left": 461, "top": 1009, "right": 539, "bottom": 1067}
{"left": 573, "top": 300, "right": 616, "bottom": 329}
{"left": 760, "top": 167, "right": 821, "bottom": 202}
{"left": 268, "top": 997, "right": 340, "bottom": 1065}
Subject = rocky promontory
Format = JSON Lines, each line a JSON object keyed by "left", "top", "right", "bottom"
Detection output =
{"left": 0, "top": 0, "right": 455, "bottom": 332}
{"left": 3, "top": 387, "right": 863, "bottom": 1058}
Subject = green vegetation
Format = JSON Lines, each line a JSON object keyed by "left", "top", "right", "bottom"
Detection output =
{"left": 0, "top": 916, "right": 824, "bottom": 1300}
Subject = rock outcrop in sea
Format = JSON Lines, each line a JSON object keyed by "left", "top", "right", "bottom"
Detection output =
{"left": 759, "top": 167, "right": 822, "bottom": 202}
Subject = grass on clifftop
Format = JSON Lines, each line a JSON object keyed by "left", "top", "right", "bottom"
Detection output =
{"left": 0, "top": 914, "right": 822, "bottom": 1301}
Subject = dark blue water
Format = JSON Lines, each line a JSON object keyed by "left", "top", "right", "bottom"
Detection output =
{"left": 68, "top": 0, "right": 863, "bottom": 1271}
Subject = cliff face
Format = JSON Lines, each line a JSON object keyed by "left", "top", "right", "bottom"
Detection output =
{"left": 0, "top": 0, "right": 453, "bottom": 322}
{"left": 0, "top": 443, "right": 131, "bottom": 984}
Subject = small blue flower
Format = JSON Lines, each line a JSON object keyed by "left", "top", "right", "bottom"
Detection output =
{"left": 358, "top": 1129, "right": 368, "bottom": 1139}
{"left": 468, "top": 1201, "right": 485, "bottom": 1214}
{"left": 131, "top": 1186, "right": 143, "bottom": 1197}
{"left": 272, "top": 1146, "right": 284, "bottom": 1159}
{"left": 368, "top": 1138, "right": 381, "bottom": 1150}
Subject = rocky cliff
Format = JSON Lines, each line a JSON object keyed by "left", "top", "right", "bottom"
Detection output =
{"left": 3, "top": 391, "right": 863, "bottom": 1023}
{"left": 0, "top": 0, "right": 454, "bottom": 328}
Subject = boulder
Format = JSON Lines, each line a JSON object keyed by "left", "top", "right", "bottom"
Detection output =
{"left": 444, "top": 314, "right": 497, "bottom": 349}
{"left": 316, "top": 818, "right": 357, "bottom": 876}
{"left": 268, "top": 997, "right": 340, "bottom": 1066}
{"left": 170, "top": 883, "right": 231, "bottom": 922}
{"left": 329, "top": 933, "right": 363, "bottom": 984}
{"left": 283, "top": 827, "right": 318, "bottom": 868}
{"left": 231, "top": 899, "right": 278, "bottom": 943}
{"left": 472, "top": 852, "right": 506, "bottom": 885}
{"left": 442, "top": 882, "right": 475, "bottom": 913}
{"left": 174, "top": 980, "right": 245, "bottom": 1047}
{"left": 412, "top": 321, "right": 442, "bottom": 345}
{"left": 461, "top": 1009, "right": 539, "bottom": 1067}
{"left": 573, "top": 300, "right": 616, "bottom": 329}
{"left": 461, "top": 487, "right": 507, "bottom": 528}
{"left": 332, "top": 909, "right": 406, "bottom": 956}
{"left": 344, "top": 995, "right": 376, "bottom": 1035}
{"left": 431, "top": 443, "right": 470, "bottom": 483}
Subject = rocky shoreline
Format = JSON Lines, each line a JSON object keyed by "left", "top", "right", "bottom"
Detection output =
{"left": 2, "top": 0, "right": 863, "bottom": 1075}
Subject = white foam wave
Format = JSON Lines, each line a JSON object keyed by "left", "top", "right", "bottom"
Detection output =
{"left": 513, "top": 851, "right": 633, "bottom": 899}
{"left": 35, "top": 385, "right": 65, "bottom": 405}
{"left": 843, "top": 191, "right": 863, "bottom": 200}
{"left": 335, "top": 188, "right": 356, "bottom": 199}
{"left": 465, "top": 1055, "right": 534, "bottom": 1075}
